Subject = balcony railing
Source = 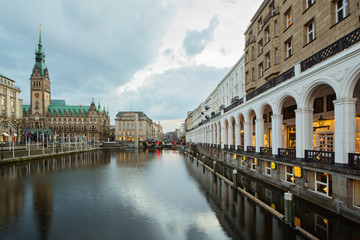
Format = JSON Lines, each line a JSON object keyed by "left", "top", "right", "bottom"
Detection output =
{"left": 224, "top": 145, "right": 228, "bottom": 150}
{"left": 305, "top": 150, "right": 335, "bottom": 164}
{"left": 237, "top": 145, "right": 244, "bottom": 152}
{"left": 230, "top": 145, "right": 235, "bottom": 150}
{"left": 246, "top": 67, "right": 294, "bottom": 101}
{"left": 211, "top": 112, "right": 221, "bottom": 120}
{"left": 245, "top": 35, "right": 256, "bottom": 48}
{"left": 263, "top": 7, "right": 279, "bottom": 26}
{"left": 348, "top": 153, "right": 360, "bottom": 169}
{"left": 278, "top": 148, "right": 296, "bottom": 159}
{"left": 224, "top": 98, "right": 244, "bottom": 113}
{"left": 260, "top": 147, "right": 272, "bottom": 155}
{"left": 247, "top": 146, "right": 256, "bottom": 153}
{"left": 301, "top": 27, "right": 360, "bottom": 72}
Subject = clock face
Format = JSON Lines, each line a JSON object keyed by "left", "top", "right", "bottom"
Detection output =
{"left": 34, "top": 93, "right": 40, "bottom": 99}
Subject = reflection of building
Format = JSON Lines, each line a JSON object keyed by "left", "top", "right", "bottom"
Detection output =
{"left": 22, "top": 29, "right": 110, "bottom": 141}
{"left": 115, "top": 111, "right": 162, "bottom": 141}
{"left": 186, "top": 1, "right": 360, "bottom": 223}
{"left": 0, "top": 74, "right": 23, "bottom": 141}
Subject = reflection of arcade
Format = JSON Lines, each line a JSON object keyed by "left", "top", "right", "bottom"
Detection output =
{"left": 185, "top": 156, "right": 360, "bottom": 240}
{"left": 0, "top": 179, "right": 24, "bottom": 230}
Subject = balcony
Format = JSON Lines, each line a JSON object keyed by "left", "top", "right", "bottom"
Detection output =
{"left": 237, "top": 145, "right": 244, "bottom": 152}
{"left": 245, "top": 36, "right": 255, "bottom": 48}
{"left": 246, "top": 67, "right": 294, "bottom": 101}
{"left": 348, "top": 153, "right": 360, "bottom": 169}
{"left": 260, "top": 147, "right": 272, "bottom": 155}
{"left": 305, "top": 150, "right": 335, "bottom": 164}
{"left": 230, "top": 145, "right": 235, "bottom": 150}
{"left": 263, "top": 7, "right": 279, "bottom": 26}
{"left": 224, "top": 98, "right": 244, "bottom": 113}
{"left": 301, "top": 27, "right": 360, "bottom": 72}
{"left": 278, "top": 148, "right": 296, "bottom": 159}
{"left": 247, "top": 146, "right": 255, "bottom": 153}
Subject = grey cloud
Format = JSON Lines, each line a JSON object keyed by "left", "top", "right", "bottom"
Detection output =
{"left": 116, "top": 64, "right": 229, "bottom": 120}
{"left": 182, "top": 15, "right": 219, "bottom": 56}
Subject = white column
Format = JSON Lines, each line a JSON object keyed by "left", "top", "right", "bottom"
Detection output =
{"left": 244, "top": 122, "right": 252, "bottom": 149}
{"left": 255, "top": 118, "right": 264, "bottom": 152}
{"left": 235, "top": 124, "right": 240, "bottom": 147}
{"left": 334, "top": 98, "right": 356, "bottom": 164}
{"left": 217, "top": 126, "right": 221, "bottom": 145}
{"left": 295, "top": 108, "right": 313, "bottom": 158}
{"left": 271, "top": 114, "right": 283, "bottom": 155}
{"left": 221, "top": 126, "right": 226, "bottom": 148}
{"left": 228, "top": 125, "right": 233, "bottom": 147}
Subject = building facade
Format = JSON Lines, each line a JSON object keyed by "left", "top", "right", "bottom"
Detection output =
{"left": 23, "top": 29, "right": 110, "bottom": 141}
{"left": 186, "top": 0, "right": 360, "bottom": 223}
{"left": 115, "top": 111, "right": 162, "bottom": 141}
{"left": 0, "top": 74, "right": 22, "bottom": 141}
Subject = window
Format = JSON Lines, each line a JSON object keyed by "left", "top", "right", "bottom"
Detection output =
{"left": 251, "top": 46, "right": 255, "bottom": 60}
{"left": 309, "top": 171, "right": 332, "bottom": 197}
{"left": 252, "top": 68, "right": 255, "bottom": 81}
{"left": 313, "top": 97, "right": 323, "bottom": 113}
{"left": 326, "top": 93, "right": 336, "bottom": 111}
{"left": 281, "top": 165, "right": 294, "bottom": 184}
{"left": 258, "top": 40, "right": 263, "bottom": 55}
{"left": 274, "top": 21, "right": 278, "bottom": 37}
{"left": 306, "top": 20, "right": 315, "bottom": 43}
{"left": 246, "top": 50, "right": 249, "bottom": 63}
{"left": 318, "top": 133, "right": 334, "bottom": 152}
{"left": 265, "top": 27, "right": 270, "bottom": 42}
{"left": 1, "top": 110, "right": 4, "bottom": 117}
{"left": 286, "top": 39, "right": 292, "bottom": 58}
{"left": 263, "top": 161, "right": 271, "bottom": 176}
{"left": 354, "top": 180, "right": 360, "bottom": 208}
{"left": 266, "top": 53, "right": 270, "bottom": 69}
{"left": 306, "top": 0, "right": 314, "bottom": 9}
{"left": 258, "top": 18, "right": 263, "bottom": 32}
{"left": 250, "top": 157, "right": 257, "bottom": 171}
{"left": 335, "top": 0, "right": 348, "bottom": 23}
{"left": 245, "top": 71, "right": 249, "bottom": 84}
{"left": 275, "top": 48, "right": 279, "bottom": 64}
{"left": 259, "top": 63, "right": 263, "bottom": 77}
{"left": 285, "top": 9, "right": 292, "bottom": 28}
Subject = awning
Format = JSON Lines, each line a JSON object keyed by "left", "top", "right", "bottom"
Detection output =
{"left": 2, "top": 133, "right": 9, "bottom": 136}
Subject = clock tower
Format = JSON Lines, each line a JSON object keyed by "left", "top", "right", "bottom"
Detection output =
{"left": 30, "top": 25, "right": 51, "bottom": 123}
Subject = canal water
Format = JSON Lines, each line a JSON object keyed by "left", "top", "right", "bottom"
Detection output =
{"left": 0, "top": 149, "right": 358, "bottom": 240}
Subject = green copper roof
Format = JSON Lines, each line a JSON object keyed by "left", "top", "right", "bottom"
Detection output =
{"left": 116, "top": 111, "right": 147, "bottom": 118}
{"left": 33, "top": 28, "right": 46, "bottom": 76}
{"left": 23, "top": 99, "right": 109, "bottom": 117}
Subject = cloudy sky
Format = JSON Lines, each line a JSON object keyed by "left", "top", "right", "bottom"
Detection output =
{"left": 0, "top": 0, "right": 262, "bottom": 132}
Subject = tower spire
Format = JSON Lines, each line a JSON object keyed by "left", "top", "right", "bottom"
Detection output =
{"left": 33, "top": 24, "right": 46, "bottom": 76}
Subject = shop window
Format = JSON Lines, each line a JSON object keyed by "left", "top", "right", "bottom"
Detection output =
{"left": 313, "top": 97, "right": 324, "bottom": 113}
{"left": 281, "top": 165, "right": 294, "bottom": 184}
{"left": 288, "top": 126, "right": 296, "bottom": 149}
{"left": 250, "top": 157, "right": 257, "bottom": 171}
{"left": 308, "top": 170, "right": 332, "bottom": 197}
{"left": 354, "top": 180, "right": 360, "bottom": 208}
{"left": 263, "top": 161, "right": 271, "bottom": 176}
{"left": 326, "top": 93, "right": 336, "bottom": 111}
{"left": 318, "top": 133, "right": 334, "bottom": 152}
{"left": 283, "top": 104, "right": 296, "bottom": 120}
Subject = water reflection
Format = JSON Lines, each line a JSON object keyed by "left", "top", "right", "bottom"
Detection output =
{"left": 189, "top": 156, "right": 360, "bottom": 240}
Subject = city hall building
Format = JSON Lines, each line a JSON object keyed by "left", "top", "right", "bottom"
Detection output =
{"left": 23, "top": 30, "right": 110, "bottom": 141}
{"left": 186, "top": 0, "right": 360, "bottom": 223}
